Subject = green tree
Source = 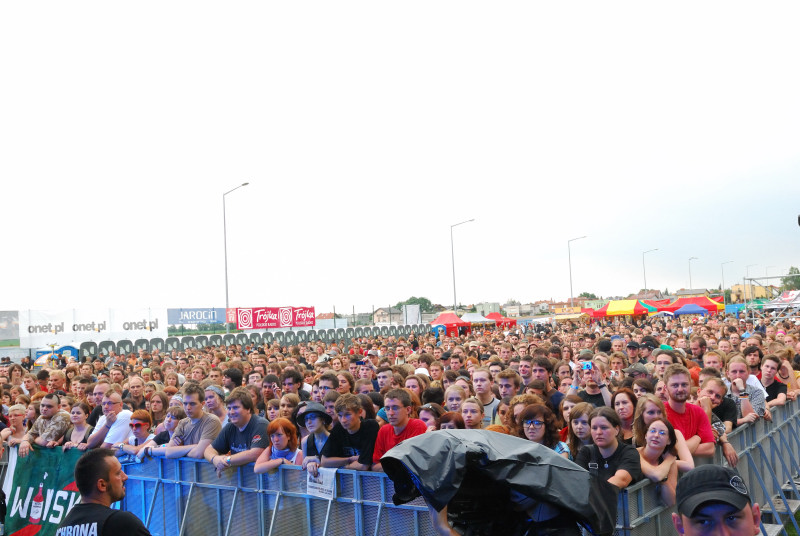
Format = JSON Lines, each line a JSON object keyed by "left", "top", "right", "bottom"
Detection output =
{"left": 578, "top": 292, "right": 598, "bottom": 299}
{"left": 395, "top": 296, "right": 434, "bottom": 312}
{"left": 781, "top": 266, "right": 800, "bottom": 291}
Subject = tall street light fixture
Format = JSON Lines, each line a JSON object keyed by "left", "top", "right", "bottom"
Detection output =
{"left": 568, "top": 236, "right": 587, "bottom": 308}
{"left": 450, "top": 219, "right": 474, "bottom": 314}
{"left": 688, "top": 257, "right": 698, "bottom": 289}
{"left": 721, "top": 260, "right": 733, "bottom": 307}
{"left": 642, "top": 248, "right": 658, "bottom": 294}
{"left": 223, "top": 182, "right": 250, "bottom": 333}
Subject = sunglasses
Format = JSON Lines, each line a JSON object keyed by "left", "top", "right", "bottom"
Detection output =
{"left": 129, "top": 423, "right": 148, "bottom": 429}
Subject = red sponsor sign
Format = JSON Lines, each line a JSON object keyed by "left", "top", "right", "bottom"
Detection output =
{"left": 234, "top": 307, "right": 316, "bottom": 329}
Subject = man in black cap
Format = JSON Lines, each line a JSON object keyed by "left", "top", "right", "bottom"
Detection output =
{"left": 672, "top": 465, "right": 760, "bottom": 535}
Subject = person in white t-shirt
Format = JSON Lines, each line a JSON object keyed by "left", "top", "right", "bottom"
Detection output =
{"left": 86, "top": 388, "right": 133, "bottom": 449}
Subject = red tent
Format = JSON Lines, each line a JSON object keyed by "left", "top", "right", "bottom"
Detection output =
{"left": 485, "top": 312, "right": 517, "bottom": 328}
{"left": 430, "top": 312, "right": 471, "bottom": 336}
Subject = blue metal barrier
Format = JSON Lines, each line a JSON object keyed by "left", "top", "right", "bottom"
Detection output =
{"left": 117, "top": 399, "right": 800, "bottom": 536}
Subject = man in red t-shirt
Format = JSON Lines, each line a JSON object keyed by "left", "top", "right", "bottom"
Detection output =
{"left": 371, "top": 388, "right": 427, "bottom": 471}
{"left": 664, "top": 364, "right": 715, "bottom": 457}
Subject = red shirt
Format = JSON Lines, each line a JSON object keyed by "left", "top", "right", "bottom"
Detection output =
{"left": 372, "top": 418, "right": 428, "bottom": 463}
{"left": 665, "top": 402, "right": 715, "bottom": 444}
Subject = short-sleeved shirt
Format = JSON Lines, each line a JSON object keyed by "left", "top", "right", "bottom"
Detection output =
{"left": 480, "top": 398, "right": 500, "bottom": 428}
{"left": 764, "top": 380, "right": 787, "bottom": 403}
{"left": 29, "top": 411, "right": 71, "bottom": 443}
{"left": 321, "top": 419, "right": 380, "bottom": 467}
{"left": 372, "top": 419, "right": 427, "bottom": 463}
{"left": 96, "top": 411, "right": 133, "bottom": 445}
{"left": 577, "top": 390, "right": 605, "bottom": 407}
{"left": 665, "top": 402, "right": 715, "bottom": 445}
{"left": 211, "top": 415, "right": 269, "bottom": 455}
{"left": 171, "top": 414, "right": 221, "bottom": 447}
{"left": 56, "top": 503, "right": 151, "bottom": 536}
{"left": 575, "top": 442, "right": 642, "bottom": 487}
{"left": 712, "top": 398, "right": 739, "bottom": 430}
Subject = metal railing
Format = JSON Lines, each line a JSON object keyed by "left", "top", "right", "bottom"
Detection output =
{"left": 120, "top": 399, "right": 800, "bottom": 536}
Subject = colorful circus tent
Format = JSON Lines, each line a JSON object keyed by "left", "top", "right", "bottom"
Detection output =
{"left": 485, "top": 312, "right": 517, "bottom": 327}
{"left": 591, "top": 300, "right": 658, "bottom": 318}
{"left": 662, "top": 296, "right": 724, "bottom": 314}
{"left": 429, "top": 312, "right": 471, "bottom": 336}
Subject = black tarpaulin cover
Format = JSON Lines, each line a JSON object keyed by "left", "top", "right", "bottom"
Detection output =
{"left": 381, "top": 429, "right": 618, "bottom": 535}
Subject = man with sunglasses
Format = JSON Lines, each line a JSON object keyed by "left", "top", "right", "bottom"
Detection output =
{"left": 17, "top": 392, "right": 70, "bottom": 457}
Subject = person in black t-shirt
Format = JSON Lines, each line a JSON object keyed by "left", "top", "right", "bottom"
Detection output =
{"left": 320, "top": 393, "right": 379, "bottom": 470}
{"left": 57, "top": 448, "right": 151, "bottom": 536}
{"left": 575, "top": 407, "right": 642, "bottom": 489}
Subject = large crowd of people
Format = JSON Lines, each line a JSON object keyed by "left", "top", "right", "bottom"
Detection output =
{"left": 2, "top": 312, "right": 799, "bottom": 533}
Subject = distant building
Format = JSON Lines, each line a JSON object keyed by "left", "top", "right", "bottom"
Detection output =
{"left": 476, "top": 302, "right": 501, "bottom": 316}
{"left": 627, "top": 290, "right": 664, "bottom": 300}
{"left": 730, "top": 284, "right": 779, "bottom": 302}
{"left": 674, "top": 289, "right": 709, "bottom": 299}
{"left": 316, "top": 312, "right": 337, "bottom": 320}
{"left": 586, "top": 299, "right": 610, "bottom": 310}
{"left": 503, "top": 305, "right": 521, "bottom": 317}
{"left": 373, "top": 307, "right": 402, "bottom": 324}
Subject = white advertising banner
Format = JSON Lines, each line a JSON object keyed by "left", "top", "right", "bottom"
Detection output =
{"left": 18, "top": 308, "right": 168, "bottom": 348}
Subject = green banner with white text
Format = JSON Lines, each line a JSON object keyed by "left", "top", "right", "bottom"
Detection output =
{"left": 5, "top": 446, "right": 83, "bottom": 536}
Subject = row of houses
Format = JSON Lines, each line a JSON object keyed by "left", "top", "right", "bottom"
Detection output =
{"left": 314, "top": 284, "right": 780, "bottom": 325}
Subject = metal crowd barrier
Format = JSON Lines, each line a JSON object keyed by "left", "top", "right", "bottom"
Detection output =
{"left": 616, "top": 398, "right": 800, "bottom": 536}
{"left": 121, "top": 459, "right": 434, "bottom": 536}
{"left": 122, "top": 400, "right": 800, "bottom": 536}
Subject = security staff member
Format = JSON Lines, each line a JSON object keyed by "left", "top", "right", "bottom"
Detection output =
{"left": 57, "top": 448, "right": 151, "bottom": 536}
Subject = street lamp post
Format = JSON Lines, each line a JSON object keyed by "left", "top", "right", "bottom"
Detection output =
{"left": 450, "top": 219, "right": 474, "bottom": 314}
{"left": 642, "top": 248, "right": 658, "bottom": 294}
{"left": 223, "top": 182, "right": 250, "bottom": 333}
{"left": 721, "top": 260, "right": 733, "bottom": 307}
{"left": 688, "top": 257, "right": 698, "bottom": 289}
{"left": 568, "top": 236, "right": 587, "bottom": 308}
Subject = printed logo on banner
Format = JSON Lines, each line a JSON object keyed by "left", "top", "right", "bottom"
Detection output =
{"left": 279, "top": 308, "right": 292, "bottom": 327}
{"left": 226, "top": 308, "right": 238, "bottom": 323}
{"left": 238, "top": 309, "right": 253, "bottom": 329}
{"left": 294, "top": 307, "right": 316, "bottom": 327}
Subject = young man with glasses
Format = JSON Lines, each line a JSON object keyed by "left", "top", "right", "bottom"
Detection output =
{"left": 86, "top": 388, "right": 133, "bottom": 449}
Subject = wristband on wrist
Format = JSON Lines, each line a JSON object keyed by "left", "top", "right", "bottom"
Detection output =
{"left": 597, "top": 383, "right": 607, "bottom": 389}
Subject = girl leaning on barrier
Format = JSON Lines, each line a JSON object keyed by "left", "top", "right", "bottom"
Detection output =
{"left": 253, "top": 417, "right": 303, "bottom": 474}
{"left": 636, "top": 417, "right": 678, "bottom": 507}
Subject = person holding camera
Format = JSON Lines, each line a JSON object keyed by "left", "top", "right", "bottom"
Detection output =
{"left": 569, "top": 358, "right": 611, "bottom": 407}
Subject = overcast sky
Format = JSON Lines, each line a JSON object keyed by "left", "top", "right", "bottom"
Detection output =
{"left": 2, "top": 1, "right": 799, "bottom": 314}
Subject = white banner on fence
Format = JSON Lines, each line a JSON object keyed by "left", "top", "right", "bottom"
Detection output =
{"left": 18, "top": 308, "right": 168, "bottom": 347}
{"left": 306, "top": 467, "right": 337, "bottom": 499}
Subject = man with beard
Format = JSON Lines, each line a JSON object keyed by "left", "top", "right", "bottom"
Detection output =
{"left": 57, "top": 449, "right": 151, "bottom": 535}
{"left": 663, "top": 364, "right": 714, "bottom": 457}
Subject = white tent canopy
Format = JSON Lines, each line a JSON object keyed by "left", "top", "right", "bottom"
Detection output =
{"left": 763, "top": 291, "right": 800, "bottom": 310}
{"left": 460, "top": 313, "right": 495, "bottom": 324}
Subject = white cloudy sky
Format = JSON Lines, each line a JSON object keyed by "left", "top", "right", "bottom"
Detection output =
{"left": 2, "top": 1, "right": 799, "bottom": 314}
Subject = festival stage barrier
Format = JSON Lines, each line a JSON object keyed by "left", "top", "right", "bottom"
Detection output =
{"left": 2, "top": 399, "right": 795, "bottom": 536}
{"left": 117, "top": 399, "right": 800, "bottom": 536}
{"left": 75, "top": 324, "right": 433, "bottom": 360}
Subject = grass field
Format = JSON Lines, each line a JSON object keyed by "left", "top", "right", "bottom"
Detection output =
{"left": 0, "top": 339, "right": 20, "bottom": 347}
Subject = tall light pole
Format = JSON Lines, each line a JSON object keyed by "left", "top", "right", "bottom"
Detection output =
{"left": 642, "top": 248, "right": 658, "bottom": 294}
{"left": 688, "top": 257, "right": 698, "bottom": 289}
{"left": 568, "top": 236, "right": 587, "bottom": 308}
{"left": 223, "top": 182, "right": 249, "bottom": 333}
{"left": 450, "top": 219, "right": 474, "bottom": 314}
{"left": 721, "top": 260, "right": 733, "bottom": 307}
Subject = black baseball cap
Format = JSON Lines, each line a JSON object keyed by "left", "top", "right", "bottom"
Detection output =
{"left": 640, "top": 340, "right": 656, "bottom": 350}
{"left": 676, "top": 465, "right": 751, "bottom": 517}
{"left": 626, "top": 341, "right": 640, "bottom": 349}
